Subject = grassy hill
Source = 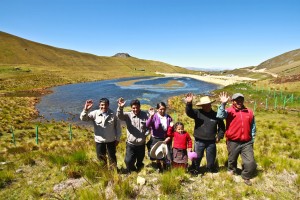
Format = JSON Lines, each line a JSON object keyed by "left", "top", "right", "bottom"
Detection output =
{"left": 215, "top": 49, "right": 300, "bottom": 80}
{"left": 0, "top": 31, "right": 186, "bottom": 72}
{"left": 0, "top": 31, "right": 189, "bottom": 92}
{"left": 256, "top": 48, "right": 300, "bottom": 75}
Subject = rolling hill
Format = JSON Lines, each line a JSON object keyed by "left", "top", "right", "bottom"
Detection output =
{"left": 0, "top": 31, "right": 187, "bottom": 73}
{"left": 220, "top": 49, "right": 300, "bottom": 80}
{"left": 255, "top": 48, "right": 300, "bottom": 75}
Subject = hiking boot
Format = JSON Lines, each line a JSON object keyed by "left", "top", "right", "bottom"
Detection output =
{"left": 244, "top": 179, "right": 252, "bottom": 186}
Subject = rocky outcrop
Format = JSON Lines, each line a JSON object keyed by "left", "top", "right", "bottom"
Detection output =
{"left": 112, "top": 53, "right": 131, "bottom": 58}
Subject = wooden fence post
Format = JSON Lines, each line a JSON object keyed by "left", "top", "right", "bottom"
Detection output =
{"left": 11, "top": 126, "right": 16, "bottom": 146}
{"left": 36, "top": 125, "right": 39, "bottom": 145}
{"left": 69, "top": 124, "right": 72, "bottom": 141}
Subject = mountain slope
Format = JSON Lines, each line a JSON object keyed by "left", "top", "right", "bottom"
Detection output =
{"left": 0, "top": 31, "right": 187, "bottom": 73}
{"left": 255, "top": 48, "right": 300, "bottom": 75}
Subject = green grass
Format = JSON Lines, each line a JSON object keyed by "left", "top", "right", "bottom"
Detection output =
{"left": 0, "top": 58, "right": 300, "bottom": 199}
{"left": 0, "top": 97, "right": 299, "bottom": 199}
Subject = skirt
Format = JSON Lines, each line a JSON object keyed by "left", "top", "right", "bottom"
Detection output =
{"left": 172, "top": 148, "right": 188, "bottom": 164}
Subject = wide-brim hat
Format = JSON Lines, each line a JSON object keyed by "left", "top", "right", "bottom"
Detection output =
{"left": 188, "top": 151, "right": 198, "bottom": 160}
{"left": 150, "top": 141, "right": 168, "bottom": 159}
{"left": 196, "top": 96, "right": 216, "bottom": 106}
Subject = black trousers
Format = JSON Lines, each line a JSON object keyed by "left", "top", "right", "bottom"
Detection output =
{"left": 95, "top": 141, "right": 117, "bottom": 167}
{"left": 124, "top": 143, "right": 145, "bottom": 172}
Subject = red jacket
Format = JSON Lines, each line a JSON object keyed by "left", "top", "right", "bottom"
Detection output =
{"left": 167, "top": 126, "right": 192, "bottom": 149}
{"left": 225, "top": 106, "right": 254, "bottom": 142}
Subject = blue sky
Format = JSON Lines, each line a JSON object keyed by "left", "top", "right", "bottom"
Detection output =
{"left": 1, "top": 0, "right": 300, "bottom": 69}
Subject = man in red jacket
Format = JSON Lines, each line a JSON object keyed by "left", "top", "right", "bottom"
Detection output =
{"left": 217, "top": 92, "right": 257, "bottom": 186}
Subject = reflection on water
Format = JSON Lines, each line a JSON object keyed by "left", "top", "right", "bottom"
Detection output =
{"left": 36, "top": 76, "right": 220, "bottom": 122}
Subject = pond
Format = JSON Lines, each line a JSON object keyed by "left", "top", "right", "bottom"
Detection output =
{"left": 36, "top": 76, "right": 221, "bottom": 123}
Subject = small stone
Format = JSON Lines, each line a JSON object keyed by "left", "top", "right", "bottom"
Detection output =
{"left": 137, "top": 176, "right": 146, "bottom": 185}
{"left": 61, "top": 166, "right": 68, "bottom": 171}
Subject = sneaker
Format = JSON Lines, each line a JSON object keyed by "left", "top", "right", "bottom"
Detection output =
{"left": 244, "top": 179, "right": 252, "bottom": 186}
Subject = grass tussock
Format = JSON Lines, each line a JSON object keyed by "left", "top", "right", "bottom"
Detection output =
{"left": 159, "top": 167, "right": 187, "bottom": 195}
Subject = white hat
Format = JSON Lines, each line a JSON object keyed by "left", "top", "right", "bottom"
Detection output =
{"left": 196, "top": 96, "right": 216, "bottom": 106}
{"left": 150, "top": 141, "right": 168, "bottom": 159}
{"left": 231, "top": 93, "right": 244, "bottom": 100}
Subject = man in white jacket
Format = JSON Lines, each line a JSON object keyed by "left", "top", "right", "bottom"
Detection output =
{"left": 80, "top": 98, "right": 121, "bottom": 168}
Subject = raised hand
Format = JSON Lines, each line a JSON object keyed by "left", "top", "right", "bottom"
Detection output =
{"left": 84, "top": 99, "right": 93, "bottom": 110}
{"left": 118, "top": 97, "right": 126, "bottom": 107}
{"left": 185, "top": 93, "right": 194, "bottom": 103}
{"left": 219, "top": 92, "right": 230, "bottom": 104}
{"left": 148, "top": 107, "right": 155, "bottom": 117}
{"left": 169, "top": 121, "right": 174, "bottom": 127}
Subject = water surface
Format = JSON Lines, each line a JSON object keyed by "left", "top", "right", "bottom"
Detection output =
{"left": 36, "top": 76, "right": 220, "bottom": 122}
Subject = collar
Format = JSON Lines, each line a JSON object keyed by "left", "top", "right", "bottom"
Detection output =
{"left": 232, "top": 105, "right": 247, "bottom": 112}
{"left": 98, "top": 109, "right": 111, "bottom": 116}
{"left": 131, "top": 111, "right": 140, "bottom": 118}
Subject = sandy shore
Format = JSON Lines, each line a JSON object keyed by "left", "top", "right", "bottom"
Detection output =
{"left": 156, "top": 72, "right": 257, "bottom": 86}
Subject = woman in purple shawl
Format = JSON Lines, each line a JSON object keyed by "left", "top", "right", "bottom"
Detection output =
{"left": 146, "top": 102, "right": 173, "bottom": 172}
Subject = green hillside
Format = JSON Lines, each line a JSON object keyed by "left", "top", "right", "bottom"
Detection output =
{"left": 254, "top": 49, "right": 300, "bottom": 76}
{"left": 218, "top": 49, "right": 300, "bottom": 80}
{"left": 0, "top": 31, "right": 190, "bottom": 93}
{"left": 0, "top": 31, "right": 188, "bottom": 74}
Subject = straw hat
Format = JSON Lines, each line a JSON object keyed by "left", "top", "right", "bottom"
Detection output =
{"left": 150, "top": 141, "right": 168, "bottom": 159}
{"left": 196, "top": 96, "right": 216, "bottom": 106}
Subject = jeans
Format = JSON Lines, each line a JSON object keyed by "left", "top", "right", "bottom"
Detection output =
{"left": 193, "top": 139, "right": 216, "bottom": 171}
{"left": 124, "top": 143, "right": 145, "bottom": 172}
{"left": 95, "top": 141, "right": 117, "bottom": 167}
{"left": 227, "top": 140, "right": 257, "bottom": 179}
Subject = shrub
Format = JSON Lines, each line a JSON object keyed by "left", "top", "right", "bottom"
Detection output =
{"left": 47, "top": 153, "right": 68, "bottom": 166}
{"left": 114, "top": 176, "right": 137, "bottom": 199}
{"left": 0, "top": 171, "right": 14, "bottom": 188}
{"left": 159, "top": 168, "right": 185, "bottom": 195}
{"left": 69, "top": 150, "right": 88, "bottom": 165}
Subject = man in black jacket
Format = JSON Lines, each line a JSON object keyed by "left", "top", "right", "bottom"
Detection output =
{"left": 185, "top": 93, "right": 225, "bottom": 174}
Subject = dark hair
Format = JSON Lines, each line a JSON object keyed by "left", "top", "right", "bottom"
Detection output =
{"left": 174, "top": 122, "right": 184, "bottom": 130}
{"left": 156, "top": 102, "right": 166, "bottom": 109}
{"left": 130, "top": 99, "right": 141, "bottom": 107}
{"left": 99, "top": 98, "right": 109, "bottom": 106}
